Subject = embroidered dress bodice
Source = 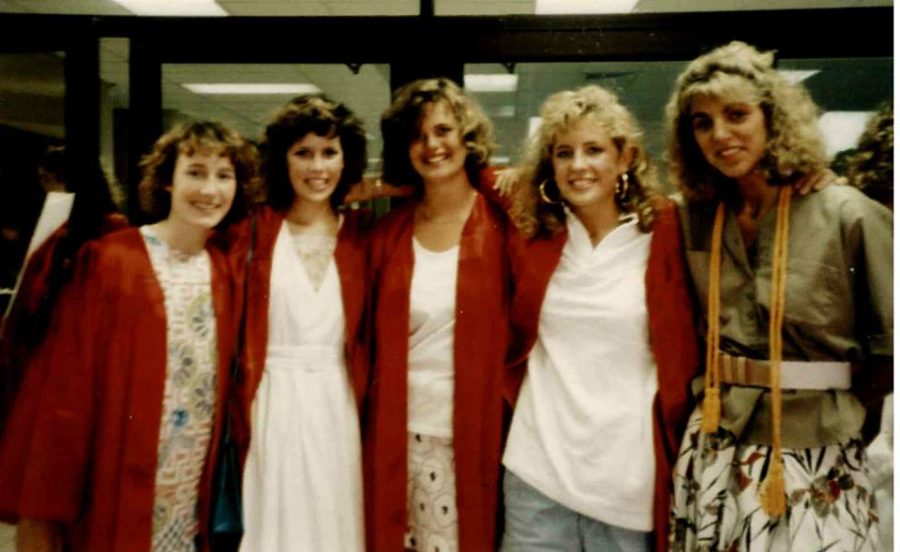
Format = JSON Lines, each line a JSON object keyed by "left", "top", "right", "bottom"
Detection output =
{"left": 140, "top": 225, "right": 217, "bottom": 552}
{"left": 268, "top": 221, "right": 345, "bottom": 347}
{"left": 288, "top": 230, "right": 339, "bottom": 292}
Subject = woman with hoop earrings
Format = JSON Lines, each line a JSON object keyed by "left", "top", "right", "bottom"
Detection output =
{"left": 497, "top": 85, "right": 698, "bottom": 552}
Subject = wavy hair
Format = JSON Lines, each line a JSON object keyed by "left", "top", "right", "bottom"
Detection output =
{"left": 509, "top": 85, "right": 657, "bottom": 239}
{"left": 845, "top": 102, "right": 893, "bottom": 207}
{"left": 139, "top": 120, "right": 259, "bottom": 227}
{"left": 381, "top": 78, "right": 494, "bottom": 196}
{"left": 665, "top": 41, "right": 827, "bottom": 200}
{"left": 261, "top": 94, "right": 367, "bottom": 211}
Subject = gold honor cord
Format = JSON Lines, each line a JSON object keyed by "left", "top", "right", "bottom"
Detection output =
{"left": 700, "top": 202, "right": 726, "bottom": 433}
{"left": 700, "top": 186, "right": 793, "bottom": 517}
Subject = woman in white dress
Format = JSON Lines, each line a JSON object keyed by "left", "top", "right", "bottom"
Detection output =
{"left": 233, "top": 95, "right": 370, "bottom": 552}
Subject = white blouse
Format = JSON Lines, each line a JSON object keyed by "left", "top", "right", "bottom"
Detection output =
{"left": 503, "top": 212, "right": 658, "bottom": 532}
{"left": 407, "top": 237, "right": 460, "bottom": 438}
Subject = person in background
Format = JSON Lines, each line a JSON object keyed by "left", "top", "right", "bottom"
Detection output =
{"left": 232, "top": 94, "right": 370, "bottom": 552}
{"left": 0, "top": 152, "right": 127, "bottom": 431}
{"left": 363, "top": 77, "right": 510, "bottom": 552}
{"left": 0, "top": 120, "right": 258, "bottom": 552}
{"left": 494, "top": 85, "right": 697, "bottom": 552}
{"left": 844, "top": 102, "right": 893, "bottom": 209}
{"left": 844, "top": 101, "right": 893, "bottom": 551}
{"left": 666, "top": 41, "right": 892, "bottom": 551}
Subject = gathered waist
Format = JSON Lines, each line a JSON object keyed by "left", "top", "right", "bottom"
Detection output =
{"left": 265, "top": 344, "right": 343, "bottom": 368}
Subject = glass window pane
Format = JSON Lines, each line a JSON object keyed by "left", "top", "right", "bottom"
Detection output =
{"left": 162, "top": 62, "right": 391, "bottom": 177}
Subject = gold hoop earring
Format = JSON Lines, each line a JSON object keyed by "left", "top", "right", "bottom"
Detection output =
{"left": 539, "top": 179, "right": 561, "bottom": 205}
{"left": 615, "top": 172, "right": 630, "bottom": 202}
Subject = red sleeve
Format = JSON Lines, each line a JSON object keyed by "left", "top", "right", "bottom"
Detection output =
{"left": 0, "top": 241, "right": 106, "bottom": 523}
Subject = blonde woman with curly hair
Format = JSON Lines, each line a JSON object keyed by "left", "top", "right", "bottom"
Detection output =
{"left": 0, "top": 121, "right": 258, "bottom": 551}
{"left": 363, "top": 78, "right": 511, "bottom": 551}
{"left": 496, "top": 85, "right": 697, "bottom": 552}
{"left": 666, "top": 41, "right": 892, "bottom": 551}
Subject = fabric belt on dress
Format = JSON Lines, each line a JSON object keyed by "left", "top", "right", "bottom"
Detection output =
{"left": 717, "top": 352, "right": 851, "bottom": 390}
{"left": 266, "top": 344, "right": 343, "bottom": 366}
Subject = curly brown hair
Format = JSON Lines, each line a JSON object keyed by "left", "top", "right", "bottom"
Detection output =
{"left": 845, "top": 103, "right": 893, "bottom": 207}
{"left": 261, "top": 94, "right": 367, "bottom": 211}
{"left": 665, "top": 41, "right": 828, "bottom": 200}
{"left": 380, "top": 78, "right": 494, "bottom": 197}
{"left": 509, "top": 85, "right": 657, "bottom": 239}
{"left": 138, "top": 120, "right": 259, "bottom": 227}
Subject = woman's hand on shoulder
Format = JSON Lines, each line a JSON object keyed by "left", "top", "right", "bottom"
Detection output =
{"left": 493, "top": 167, "right": 521, "bottom": 198}
{"left": 793, "top": 168, "right": 848, "bottom": 195}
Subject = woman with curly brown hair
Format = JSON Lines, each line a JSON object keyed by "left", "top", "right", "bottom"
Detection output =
{"left": 0, "top": 120, "right": 258, "bottom": 552}
{"left": 363, "top": 77, "right": 511, "bottom": 552}
{"left": 498, "top": 85, "right": 697, "bottom": 552}
{"left": 228, "top": 95, "right": 370, "bottom": 552}
{"left": 667, "top": 41, "right": 892, "bottom": 551}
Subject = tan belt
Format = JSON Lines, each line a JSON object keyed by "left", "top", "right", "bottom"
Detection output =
{"left": 718, "top": 352, "right": 851, "bottom": 390}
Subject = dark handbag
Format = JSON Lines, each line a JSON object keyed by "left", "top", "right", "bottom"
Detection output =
{"left": 209, "top": 215, "right": 255, "bottom": 550}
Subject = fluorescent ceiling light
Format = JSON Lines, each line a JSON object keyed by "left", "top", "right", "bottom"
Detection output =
{"left": 818, "top": 111, "right": 874, "bottom": 157}
{"left": 183, "top": 83, "right": 321, "bottom": 95}
{"left": 464, "top": 74, "right": 518, "bottom": 93}
{"left": 490, "top": 156, "right": 511, "bottom": 166}
{"left": 112, "top": 0, "right": 228, "bottom": 16}
{"left": 535, "top": 0, "right": 639, "bottom": 14}
{"left": 778, "top": 69, "right": 820, "bottom": 84}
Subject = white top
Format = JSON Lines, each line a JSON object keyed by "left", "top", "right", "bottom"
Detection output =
{"left": 407, "top": 237, "right": 459, "bottom": 438}
{"left": 503, "top": 212, "right": 658, "bottom": 532}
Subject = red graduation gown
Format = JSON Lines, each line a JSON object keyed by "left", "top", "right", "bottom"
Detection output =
{"left": 0, "top": 227, "right": 237, "bottom": 552}
{"left": 228, "top": 205, "right": 371, "bottom": 467}
{"left": 504, "top": 200, "right": 698, "bottom": 552}
{"left": 0, "top": 213, "right": 129, "bottom": 430}
{"left": 363, "top": 192, "right": 511, "bottom": 552}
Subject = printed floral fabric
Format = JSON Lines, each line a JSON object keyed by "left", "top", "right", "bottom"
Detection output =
{"left": 141, "top": 227, "right": 217, "bottom": 552}
{"left": 670, "top": 408, "right": 880, "bottom": 552}
{"left": 405, "top": 432, "right": 460, "bottom": 552}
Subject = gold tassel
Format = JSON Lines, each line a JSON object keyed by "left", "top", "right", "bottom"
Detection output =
{"left": 758, "top": 454, "right": 787, "bottom": 516}
{"left": 700, "top": 387, "right": 721, "bottom": 433}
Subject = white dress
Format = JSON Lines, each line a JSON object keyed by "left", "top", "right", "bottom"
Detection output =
{"left": 240, "top": 221, "right": 364, "bottom": 552}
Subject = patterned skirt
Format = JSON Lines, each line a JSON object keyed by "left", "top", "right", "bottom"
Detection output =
{"left": 670, "top": 408, "right": 881, "bottom": 552}
{"left": 405, "top": 432, "right": 460, "bottom": 552}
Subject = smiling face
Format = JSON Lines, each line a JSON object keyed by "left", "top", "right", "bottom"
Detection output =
{"left": 408, "top": 100, "right": 468, "bottom": 184}
{"left": 551, "top": 116, "right": 630, "bottom": 212}
{"left": 286, "top": 132, "right": 345, "bottom": 206}
{"left": 689, "top": 94, "right": 768, "bottom": 180}
{"left": 166, "top": 150, "right": 237, "bottom": 231}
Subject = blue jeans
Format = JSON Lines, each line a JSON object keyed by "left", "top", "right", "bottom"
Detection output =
{"left": 501, "top": 471, "right": 652, "bottom": 552}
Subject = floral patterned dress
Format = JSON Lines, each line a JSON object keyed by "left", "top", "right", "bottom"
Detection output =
{"left": 141, "top": 226, "right": 218, "bottom": 552}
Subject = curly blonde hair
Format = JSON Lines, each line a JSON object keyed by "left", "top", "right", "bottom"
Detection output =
{"left": 665, "top": 41, "right": 827, "bottom": 200}
{"left": 139, "top": 120, "right": 259, "bottom": 227}
{"left": 845, "top": 103, "right": 892, "bottom": 207}
{"left": 380, "top": 78, "right": 494, "bottom": 197}
{"left": 509, "top": 85, "right": 657, "bottom": 239}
